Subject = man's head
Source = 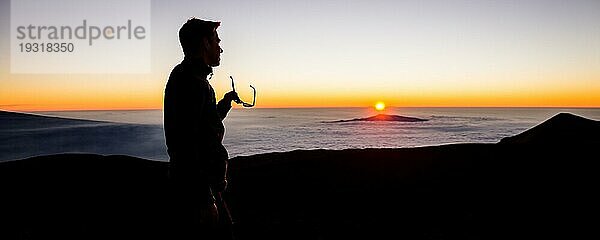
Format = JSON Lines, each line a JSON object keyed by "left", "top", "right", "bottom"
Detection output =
{"left": 179, "top": 18, "right": 222, "bottom": 67}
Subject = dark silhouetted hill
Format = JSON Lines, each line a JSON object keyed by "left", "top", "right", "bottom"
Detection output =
{"left": 499, "top": 112, "right": 600, "bottom": 145}
{"left": 1, "top": 112, "right": 598, "bottom": 239}
{"left": 329, "top": 114, "right": 428, "bottom": 122}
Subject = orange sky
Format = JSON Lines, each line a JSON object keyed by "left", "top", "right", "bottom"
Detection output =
{"left": 1, "top": 0, "right": 599, "bottom": 111}
{"left": 1, "top": 74, "right": 598, "bottom": 112}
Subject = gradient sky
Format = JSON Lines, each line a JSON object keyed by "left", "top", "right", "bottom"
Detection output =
{"left": 1, "top": 0, "right": 599, "bottom": 111}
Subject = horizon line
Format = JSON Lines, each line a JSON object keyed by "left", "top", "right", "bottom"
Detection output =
{"left": 3, "top": 105, "right": 600, "bottom": 112}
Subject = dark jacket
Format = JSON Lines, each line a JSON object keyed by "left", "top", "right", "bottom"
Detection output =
{"left": 164, "top": 58, "right": 232, "bottom": 188}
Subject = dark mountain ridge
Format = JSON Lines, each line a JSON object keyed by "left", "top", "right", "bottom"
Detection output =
{"left": 1, "top": 112, "right": 598, "bottom": 239}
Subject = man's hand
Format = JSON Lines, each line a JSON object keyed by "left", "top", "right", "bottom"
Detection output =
{"left": 223, "top": 91, "right": 240, "bottom": 103}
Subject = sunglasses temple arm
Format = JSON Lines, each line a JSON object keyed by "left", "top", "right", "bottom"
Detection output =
{"left": 230, "top": 76, "right": 236, "bottom": 92}
{"left": 253, "top": 90, "right": 256, "bottom": 105}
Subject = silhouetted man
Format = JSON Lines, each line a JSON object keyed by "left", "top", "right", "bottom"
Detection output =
{"left": 164, "top": 18, "right": 237, "bottom": 239}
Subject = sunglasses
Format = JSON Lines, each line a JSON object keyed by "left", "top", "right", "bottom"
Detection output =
{"left": 230, "top": 76, "right": 256, "bottom": 108}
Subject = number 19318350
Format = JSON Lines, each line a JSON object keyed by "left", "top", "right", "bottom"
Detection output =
{"left": 19, "top": 42, "right": 74, "bottom": 53}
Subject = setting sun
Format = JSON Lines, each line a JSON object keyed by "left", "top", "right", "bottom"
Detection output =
{"left": 375, "top": 102, "right": 386, "bottom": 111}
